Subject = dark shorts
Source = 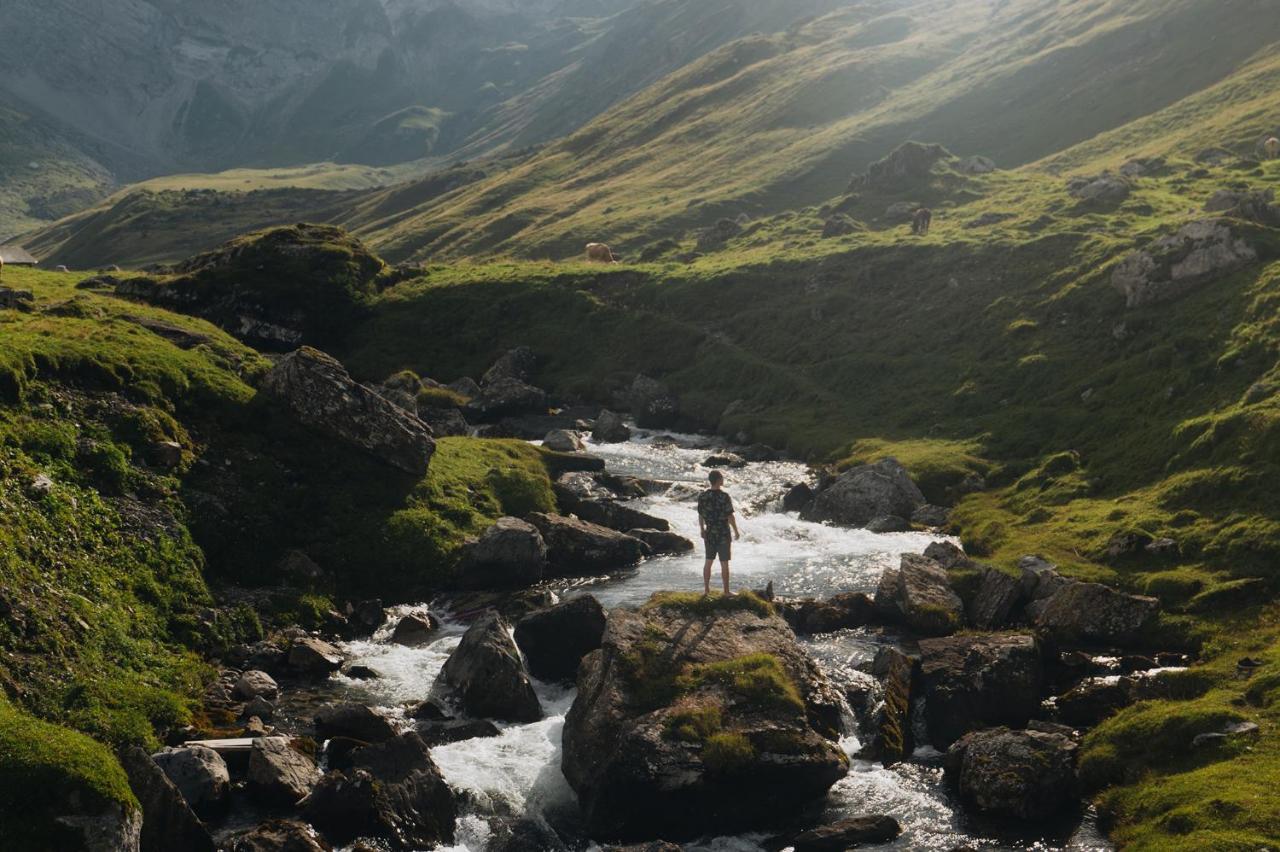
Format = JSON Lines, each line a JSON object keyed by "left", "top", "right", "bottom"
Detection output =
{"left": 704, "top": 532, "right": 732, "bottom": 562}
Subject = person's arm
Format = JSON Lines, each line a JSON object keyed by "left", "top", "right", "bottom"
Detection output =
{"left": 697, "top": 498, "right": 706, "bottom": 538}
{"left": 730, "top": 512, "right": 740, "bottom": 540}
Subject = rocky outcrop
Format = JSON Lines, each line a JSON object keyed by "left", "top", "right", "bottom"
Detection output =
{"left": 482, "top": 347, "right": 537, "bottom": 386}
{"left": 439, "top": 614, "right": 542, "bottom": 722}
{"left": 457, "top": 517, "right": 548, "bottom": 589}
{"left": 314, "top": 703, "right": 398, "bottom": 744}
{"left": 234, "top": 670, "right": 279, "bottom": 701}
{"left": 543, "top": 429, "right": 586, "bottom": 453}
{"left": 562, "top": 594, "right": 848, "bottom": 840}
{"left": 151, "top": 746, "right": 229, "bottom": 819}
{"left": 554, "top": 473, "right": 671, "bottom": 533}
{"left": 958, "top": 155, "right": 996, "bottom": 175}
{"left": 873, "top": 647, "right": 915, "bottom": 765}
{"left": 779, "top": 593, "right": 875, "bottom": 635}
{"left": 874, "top": 553, "right": 964, "bottom": 636}
{"left": 593, "top": 410, "right": 632, "bottom": 443}
{"left": 1111, "top": 219, "right": 1257, "bottom": 308}
{"left": 247, "top": 738, "right": 321, "bottom": 807}
{"left": 945, "top": 727, "right": 1078, "bottom": 821}
{"left": 1204, "top": 187, "right": 1278, "bottom": 224}
{"left": 228, "top": 820, "right": 331, "bottom": 852}
{"left": 527, "top": 512, "right": 650, "bottom": 576}
{"left": 802, "top": 459, "right": 925, "bottom": 527}
{"left": 1034, "top": 582, "right": 1159, "bottom": 647}
{"left": 260, "top": 348, "right": 436, "bottom": 476}
{"left": 627, "top": 528, "right": 695, "bottom": 555}
{"left": 120, "top": 747, "right": 215, "bottom": 852}
{"left": 854, "top": 141, "right": 952, "bottom": 189}
{"left": 968, "top": 567, "right": 1024, "bottom": 630}
{"left": 917, "top": 634, "right": 1043, "bottom": 747}
{"left": 304, "top": 733, "right": 456, "bottom": 851}
{"left": 821, "top": 214, "right": 860, "bottom": 238}
{"left": 514, "top": 596, "right": 608, "bottom": 683}
{"left": 1067, "top": 173, "right": 1132, "bottom": 204}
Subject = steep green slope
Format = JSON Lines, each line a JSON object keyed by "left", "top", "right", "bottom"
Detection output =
{"left": 0, "top": 264, "right": 559, "bottom": 841}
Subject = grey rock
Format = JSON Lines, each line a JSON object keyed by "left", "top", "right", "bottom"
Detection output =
{"left": 314, "top": 703, "right": 398, "bottom": 744}
{"left": 464, "top": 377, "right": 548, "bottom": 421}
{"left": 260, "top": 348, "right": 436, "bottom": 476}
{"left": 543, "top": 429, "right": 586, "bottom": 453}
{"left": 528, "top": 512, "right": 649, "bottom": 577}
{"left": 120, "top": 746, "right": 215, "bottom": 852}
{"left": 482, "top": 346, "right": 537, "bottom": 386}
{"left": 514, "top": 596, "right": 607, "bottom": 683}
{"left": 802, "top": 458, "right": 925, "bottom": 527}
{"left": 855, "top": 141, "right": 952, "bottom": 189}
{"left": 1111, "top": 219, "right": 1257, "bottom": 308}
{"left": 625, "top": 374, "right": 680, "bottom": 429}
{"left": 626, "top": 528, "right": 695, "bottom": 555}
{"left": 592, "top": 409, "right": 632, "bottom": 443}
{"left": 968, "top": 567, "right": 1024, "bottom": 630}
{"left": 151, "top": 745, "right": 230, "bottom": 818}
{"left": 389, "top": 612, "right": 440, "bottom": 647}
{"left": 945, "top": 727, "right": 1078, "bottom": 821}
{"left": 1068, "top": 173, "right": 1132, "bottom": 204}
{"left": 234, "top": 670, "right": 279, "bottom": 701}
{"left": 247, "top": 738, "right": 321, "bottom": 807}
{"left": 786, "top": 815, "right": 903, "bottom": 851}
{"left": 874, "top": 553, "right": 964, "bottom": 636}
{"left": 958, "top": 155, "right": 996, "bottom": 174}
{"left": 439, "top": 613, "right": 542, "bottom": 722}
{"left": 911, "top": 504, "right": 950, "bottom": 527}
{"left": 1034, "top": 582, "right": 1159, "bottom": 646}
{"left": 228, "top": 820, "right": 331, "bottom": 852}
{"left": 918, "top": 633, "right": 1043, "bottom": 747}
{"left": 867, "top": 514, "right": 911, "bottom": 533}
{"left": 287, "top": 638, "right": 344, "bottom": 676}
{"left": 457, "top": 517, "right": 548, "bottom": 589}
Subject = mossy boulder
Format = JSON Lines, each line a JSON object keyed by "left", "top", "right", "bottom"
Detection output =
{"left": 561, "top": 592, "right": 847, "bottom": 840}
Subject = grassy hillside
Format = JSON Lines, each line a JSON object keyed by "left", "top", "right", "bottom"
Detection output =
{"left": 0, "top": 265, "right": 559, "bottom": 840}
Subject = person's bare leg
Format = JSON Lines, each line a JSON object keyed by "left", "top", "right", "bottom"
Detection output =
{"left": 703, "top": 559, "right": 714, "bottom": 596}
{"left": 721, "top": 559, "right": 731, "bottom": 596}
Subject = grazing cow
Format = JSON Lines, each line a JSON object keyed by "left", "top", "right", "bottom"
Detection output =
{"left": 1266, "top": 137, "right": 1280, "bottom": 160}
{"left": 911, "top": 208, "right": 933, "bottom": 236}
{"left": 585, "top": 242, "right": 619, "bottom": 264}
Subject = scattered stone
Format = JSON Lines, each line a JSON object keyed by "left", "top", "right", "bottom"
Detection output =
{"left": 780, "top": 593, "right": 875, "bottom": 635}
{"left": 821, "top": 214, "right": 860, "bottom": 238}
{"left": 923, "top": 540, "right": 969, "bottom": 569}
{"left": 247, "top": 738, "right": 321, "bottom": 807}
{"left": 592, "top": 410, "right": 632, "bottom": 443}
{"left": 877, "top": 647, "right": 915, "bottom": 765}
{"left": 260, "top": 348, "right": 436, "bottom": 476}
{"left": 958, "top": 154, "right": 997, "bottom": 174}
{"left": 945, "top": 727, "right": 1078, "bottom": 821}
{"left": 785, "top": 815, "right": 903, "bottom": 851}
{"left": 1192, "top": 720, "right": 1260, "bottom": 748}
{"left": 627, "top": 528, "right": 695, "bottom": 555}
{"left": 514, "top": 596, "right": 608, "bottom": 683}
{"left": 486, "top": 817, "right": 570, "bottom": 852}
{"left": 874, "top": 553, "right": 964, "bottom": 636}
{"left": 457, "top": 517, "right": 549, "bottom": 589}
{"left": 234, "top": 670, "right": 279, "bottom": 701}
{"left": 439, "top": 613, "right": 542, "bottom": 722}
{"left": 446, "top": 377, "right": 482, "bottom": 398}
{"left": 867, "top": 515, "right": 911, "bottom": 533}
{"left": 1111, "top": 219, "right": 1257, "bottom": 308}
{"left": 624, "top": 375, "right": 680, "bottom": 429}
{"left": 0, "top": 287, "right": 35, "bottom": 310}
{"left": 696, "top": 217, "right": 744, "bottom": 251}
{"left": 527, "top": 512, "right": 649, "bottom": 577}
{"left": 1204, "top": 187, "right": 1278, "bottom": 223}
{"left": 703, "top": 453, "right": 746, "bottom": 469}
{"left": 243, "top": 717, "right": 271, "bottom": 737}
{"left": 1019, "top": 555, "right": 1073, "bottom": 611}
{"left": 854, "top": 141, "right": 952, "bottom": 190}
{"left": 27, "top": 473, "right": 55, "bottom": 497}
{"left": 543, "top": 429, "right": 586, "bottom": 453}
{"left": 917, "top": 633, "right": 1043, "bottom": 747}
{"left": 314, "top": 703, "right": 398, "bottom": 744}
{"left": 552, "top": 475, "right": 671, "bottom": 533}
{"left": 802, "top": 458, "right": 926, "bottom": 528}
{"left": 1056, "top": 677, "right": 1136, "bottom": 728}
{"left": 1068, "top": 173, "right": 1132, "bottom": 204}
{"left": 151, "top": 745, "right": 230, "bottom": 818}
{"left": 120, "top": 746, "right": 216, "bottom": 852}
{"left": 228, "top": 820, "right": 331, "bottom": 852}
{"left": 150, "top": 440, "right": 184, "bottom": 468}
{"left": 343, "top": 665, "right": 380, "bottom": 681}
{"left": 966, "top": 211, "right": 1015, "bottom": 229}
{"left": 304, "top": 733, "right": 456, "bottom": 851}
{"left": 884, "top": 201, "right": 920, "bottom": 222}
{"left": 390, "top": 612, "right": 440, "bottom": 647}
{"left": 562, "top": 593, "right": 848, "bottom": 839}
{"left": 348, "top": 600, "right": 386, "bottom": 636}
{"left": 287, "top": 638, "right": 344, "bottom": 677}
{"left": 243, "top": 696, "right": 275, "bottom": 722}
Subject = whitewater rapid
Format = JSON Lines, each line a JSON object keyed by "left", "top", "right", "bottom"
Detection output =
{"left": 330, "top": 430, "right": 1111, "bottom": 851}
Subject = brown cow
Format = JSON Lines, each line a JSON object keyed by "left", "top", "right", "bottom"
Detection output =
{"left": 1266, "top": 137, "right": 1280, "bottom": 160}
{"left": 585, "top": 242, "right": 619, "bottom": 264}
{"left": 911, "top": 208, "right": 933, "bottom": 236}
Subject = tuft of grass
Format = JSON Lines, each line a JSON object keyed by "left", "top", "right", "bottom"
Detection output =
{"left": 677, "top": 653, "right": 806, "bottom": 714}
{"left": 701, "top": 732, "right": 756, "bottom": 773}
{"left": 665, "top": 698, "right": 725, "bottom": 743}
{"left": 643, "top": 590, "right": 775, "bottom": 618}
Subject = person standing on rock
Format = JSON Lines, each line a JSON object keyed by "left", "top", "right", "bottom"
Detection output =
{"left": 698, "top": 470, "right": 740, "bottom": 596}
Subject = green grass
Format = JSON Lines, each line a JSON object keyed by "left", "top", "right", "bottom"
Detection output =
{"left": 643, "top": 590, "right": 775, "bottom": 618}
{"left": 0, "top": 697, "right": 138, "bottom": 849}
{"left": 677, "top": 653, "right": 806, "bottom": 714}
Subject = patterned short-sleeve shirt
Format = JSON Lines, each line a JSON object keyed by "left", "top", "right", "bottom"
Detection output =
{"left": 697, "top": 489, "right": 734, "bottom": 539}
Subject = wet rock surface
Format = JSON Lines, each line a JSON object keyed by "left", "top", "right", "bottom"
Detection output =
{"left": 439, "top": 613, "right": 542, "bottom": 722}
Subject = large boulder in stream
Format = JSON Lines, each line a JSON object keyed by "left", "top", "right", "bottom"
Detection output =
{"left": 260, "top": 347, "right": 436, "bottom": 476}
{"left": 438, "top": 613, "right": 542, "bottom": 722}
{"left": 917, "top": 633, "right": 1043, "bottom": 747}
{"left": 873, "top": 553, "right": 964, "bottom": 636}
{"left": 304, "top": 732, "right": 456, "bottom": 851}
{"left": 945, "top": 727, "right": 1079, "bottom": 821}
{"left": 562, "top": 592, "right": 848, "bottom": 840}
{"left": 229, "top": 820, "right": 331, "bottom": 852}
{"left": 514, "top": 596, "right": 608, "bottom": 683}
{"left": 247, "top": 738, "right": 321, "bottom": 807}
{"left": 802, "top": 459, "right": 925, "bottom": 528}
{"left": 120, "top": 747, "right": 215, "bottom": 852}
{"left": 528, "top": 512, "right": 650, "bottom": 576}
{"left": 150, "top": 745, "right": 229, "bottom": 819}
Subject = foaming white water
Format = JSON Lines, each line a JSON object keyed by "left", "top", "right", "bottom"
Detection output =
{"left": 335, "top": 429, "right": 1105, "bottom": 851}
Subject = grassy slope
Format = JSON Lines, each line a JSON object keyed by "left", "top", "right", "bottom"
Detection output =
{"left": 0, "top": 265, "right": 558, "bottom": 841}
{"left": 331, "top": 60, "right": 1280, "bottom": 845}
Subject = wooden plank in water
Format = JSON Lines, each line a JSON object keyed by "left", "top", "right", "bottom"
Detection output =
{"left": 183, "top": 737, "right": 256, "bottom": 754}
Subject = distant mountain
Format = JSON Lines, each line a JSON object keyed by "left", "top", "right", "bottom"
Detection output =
{"left": 0, "top": 0, "right": 839, "bottom": 237}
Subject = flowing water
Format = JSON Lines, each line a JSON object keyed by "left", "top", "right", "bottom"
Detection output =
{"left": 329, "top": 430, "right": 1112, "bottom": 851}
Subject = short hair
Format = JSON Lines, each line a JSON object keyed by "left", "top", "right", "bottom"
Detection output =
{"left": 708, "top": 470, "right": 725, "bottom": 485}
